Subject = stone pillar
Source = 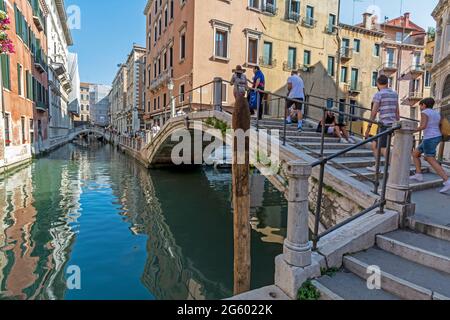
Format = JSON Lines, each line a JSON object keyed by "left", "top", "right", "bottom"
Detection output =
{"left": 213, "top": 77, "right": 223, "bottom": 112}
{"left": 275, "top": 161, "right": 321, "bottom": 299}
{"left": 386, "top": 120, "right": 417, "bottom": 226}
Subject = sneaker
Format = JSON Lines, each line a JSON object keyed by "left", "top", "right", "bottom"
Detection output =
{"left": 439, "top": 180, "right": 450, "bottom": 194}
{"left": 339, "top": 138, "right": 348, "bottom": 144}
{"left": 409, "top": 174, "right": 424, "bottom": 182}
{"left": 348, "top": 137, "right": 356, "bottom": 144}
{"left": 285, "top": 117, "right": 292, "bottom": 125}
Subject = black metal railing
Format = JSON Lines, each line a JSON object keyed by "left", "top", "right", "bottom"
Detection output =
{"left": 221, "top": 79, "right": 405, "bottom": 251}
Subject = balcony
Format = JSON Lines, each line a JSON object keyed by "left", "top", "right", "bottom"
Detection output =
{"left": 344, "top": 82, "right": 363, "bottom": 94}
{"left": 52, "top": 62, "right": 67, "bottom": 77}
{"left": 259, "top": 56, "right": 277, "bottom": 68}
{"left": 325, "top": 24, "right": 337, "bottom": 35}
{"left": 34, "top": 50, "right": 47, "bottom": 74}
{"left": 408, "top": 64, "right": 425, "bottom": 77}
{"left": 407, "top": 91, "right": 423, "bottom": 102}
{"left": 379, "top": 62, "right": 398, "bottom": 73}
{"left": 286, "top": 11, "right": 300, "bottom": 23}
{"left": 150, "top": 68, "right": 173, "bottom": 92}
{"left": 283, "top": 61, "right": 298, "bottom": 72}
{"left": 261, "top": 3, "right": 277, "bottom": 15}
{"left": 302, "top": 16, "right": 317, "bottom": 28}
{"left": 340, "top": 47, "right": 353, "bottom": 61}
{"left": 33, "top": 8, "right": 45, "bottom": 32}
{"left": 35, "top": 101, "right": 48, "bottom": 112}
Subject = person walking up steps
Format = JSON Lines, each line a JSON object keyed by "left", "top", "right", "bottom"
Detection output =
{"left": 285, "top": 70, "right": 306, "bottom": 132}
{"left": 410, "top": 98, "right": 450, "bottom": 194}
{"left": 364, "top": 74, "right": 400, "bottom": 172}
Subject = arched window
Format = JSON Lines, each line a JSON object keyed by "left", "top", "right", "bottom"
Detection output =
{"left": 443, "top": 74, "right": 450, "bottom": 99}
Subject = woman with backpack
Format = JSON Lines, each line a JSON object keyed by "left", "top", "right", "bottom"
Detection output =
{"left": 410, "top": 98, "right": 450, "bottom": 194}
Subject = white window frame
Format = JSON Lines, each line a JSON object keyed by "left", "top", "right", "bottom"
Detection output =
{"left": 211, "top": 20, "right": 232, "bottom": 61}
{"left": 180, "top": 29, "right": 186, "bottom": 62}
{"left": 245, "top": 29, "right": 262, "bottom": 66}
{"left": 179, "top": 82, "right": 186, "bottom": 103}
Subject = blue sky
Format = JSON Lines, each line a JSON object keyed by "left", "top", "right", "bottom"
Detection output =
{"left": 67, "top": 0, "right": 438, "bottom": 86}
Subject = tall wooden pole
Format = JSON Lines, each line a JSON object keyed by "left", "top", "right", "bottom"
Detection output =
{"left": 232, "top": 95, "right": 251, "bottom": 295}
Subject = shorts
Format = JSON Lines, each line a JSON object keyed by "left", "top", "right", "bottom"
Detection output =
{"left": 327, "top": 127, "right": 335, "bottom": 135}
{"left": 418, "top": 136, "right": 442, "bottom": 157}
{"left": 376, "top": 125, "right": 391, "bottom": 149}
{"left": 287, "top": 97, "right": 304, "bottom": 111}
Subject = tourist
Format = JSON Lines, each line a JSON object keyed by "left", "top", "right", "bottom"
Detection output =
{"left": 251, "top": 66, "right": 265, "bottom": 120}
{"left": 316, "top": 110, "right": 354, "bottom": 144}
{"left": 410, "top": 98, "right": 450, "bottom": 193}
{"left": 364, "top": 75, "right": 400, "bottom": 171}
{"left": 285, "top": 70, "right": 306, "bottom": 132}
{"left": 230, "top": 65, "right": 248, "bottom": 99}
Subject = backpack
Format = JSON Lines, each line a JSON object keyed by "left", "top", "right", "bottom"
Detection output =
{"left": 441, "top": 117, "right": 450, "bottom": 141}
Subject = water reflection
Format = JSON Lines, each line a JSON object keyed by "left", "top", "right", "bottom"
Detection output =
{"left": 0, "top": 144, "right": 287, "bottom": 300}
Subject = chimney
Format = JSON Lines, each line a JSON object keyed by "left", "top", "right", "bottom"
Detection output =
{"left": 363, "top": 12, "right": 373, "bottom": 29}
{"left": 404, "top": 12, "right": 410, "bottom": 28}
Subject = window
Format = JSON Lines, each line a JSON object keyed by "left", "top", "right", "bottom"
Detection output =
{"left": 328, "top": 14, "right": 336, "bottom": 32}
{"left": 87, "top": 105, "right": 90, "bottom": 111}
{"left": 17, "top": 64, "right": 23, "bottom": 96}
{"left": 425, "top": 71, "right": 431, "bottom": 87}
{"left": 29, "top": 119, "right": 34, "bottom": 144}
{"left": 158, "top": 16, "right": 162, "bottom": 37}
{"left": 327, "top": 56, "right": 335, "bottom": 77}
{"left": 286, "top": 0, "right": 300, "bottom": 21}
{"left": 25, "top": 71, "right": 32, "bottom": 99}
{"left": 1, "top": 54, "right": 11, "bottom": 90}
{"left": 288, "top": 47, "right": 297, "bottom": 70}
{"left": 157, "top": 96, "right": 160, "bottom": 110}
{"left": 248, "top": 0, "right": 261, "bottom": 10}
{"left": 4, "top": 113, "right": 10, "bottom": 146}
{"left": 353, "top": 39, "right": 361, "bottom": 53}
{"left": 169, "top": 46, "right": 173, "bottom": 68}
{"left": 305, "top": 6, "right": 315, "bottom": 26}
{"left": 163, "top": 93, "right": 167, "bottom": 108}
{"left": 374, "top": 43, "right": 380, "bottom": 57}
{"left": 147, "top": 100, "right": 151, "bottom": 113}
{"left": 247, "top": 37, "right": 259, "bottom": 65}
{"left": 81, "top": 115, "right": 84, "bottom": 121}
{"left": 180, "top": 32, "right": 186, "bottom": 61}
{"left": 341, "top": 66, "right": 348, "bottom": 83}
{"left": 351, "top": 68, "right": 359, "bottom": 90}
{"left": 20, "top": 117, "right": 27, "bottom": 144}
{"left": 372, "top": 72, "right": 378, "bottom": 87}
{"left": 170, "top": 0, "right": 174, "bottom": 19}
{"left": 154, "top": 24, "right": 158, "bottom": 44}
{"left": 214, "top": 29, "right": 229, "bottom": 59}
{"left": 303, "top": 50, "right": 311, "bottom": 66}
{"left": 163, "top": 50, "right": 167, "bottom": 70}
{"left": 81, "top": 105, "right": 84, "bottom": 111}
{"left": 179, "top": 84, "right": 185, "bottom": 103}
{"left": 153, "top": 98, "right": 157, "bottom": 111}
{"left": 263, "top": 41, "right": 273, "bottom": 65}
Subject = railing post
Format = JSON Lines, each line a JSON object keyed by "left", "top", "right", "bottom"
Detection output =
{"left": 213, "top": 77, "right": 223, "bottom": 112}
{"left": 275, "top": 160, "right": 320, "bottom": 299}
{"left": 386, "top": 120, "right": 417, "bottom": 226}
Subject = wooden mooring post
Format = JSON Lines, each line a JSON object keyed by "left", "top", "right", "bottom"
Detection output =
{"left": 232, "top": 95, "right": 251, "bottom": 295}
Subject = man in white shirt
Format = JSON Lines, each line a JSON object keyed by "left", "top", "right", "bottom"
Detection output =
{"left": 286, "top": 70, "right": 306, "bottom": 131}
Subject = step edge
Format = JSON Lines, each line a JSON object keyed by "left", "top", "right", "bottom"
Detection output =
{"left": 311, "top": 280, "right": 345, "bottom": 301}
{"left": 376, "top": 235, "right": 450, "bottom": 274}
{"left": 343, "top": 255, "right": 432, "bottom": 300}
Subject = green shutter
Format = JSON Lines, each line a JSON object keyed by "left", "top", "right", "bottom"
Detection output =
{"left": 1, "top": 55, "right": 10, "bottom": 90}
{"left": 17, "top": 64, "right": 22, "bottom": 95}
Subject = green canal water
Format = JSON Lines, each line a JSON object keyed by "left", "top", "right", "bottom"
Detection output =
{"left": 0, "top": 143, "right": 287, "bottom": 300}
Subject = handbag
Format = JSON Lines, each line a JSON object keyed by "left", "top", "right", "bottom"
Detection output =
{"left": 249, "top": 91, "right": 258, "bottom": 110}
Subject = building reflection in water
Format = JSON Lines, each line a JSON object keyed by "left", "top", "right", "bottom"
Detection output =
{"left": 0, "top": 144, "right": 287, "bottom": 300}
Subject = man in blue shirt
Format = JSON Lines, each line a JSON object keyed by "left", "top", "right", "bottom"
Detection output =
{"left": 252, "top": 66, "right": 265, "bottom": 120}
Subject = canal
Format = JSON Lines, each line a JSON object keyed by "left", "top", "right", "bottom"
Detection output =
{"left": 0, "top": 143, "right": 287, "bottom": 300}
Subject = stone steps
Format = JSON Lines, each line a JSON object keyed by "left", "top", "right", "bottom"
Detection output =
{"left": 344, "top": 247, "right": 450, "bottom": 300}
{"left": 349, "top": 167, "right": 431, "bottom": 181}
{"left": 313, "top": 270, "right": 400, "bottom": 300}
{"left": 376, "top": 230, "right": 450, "bottom": 274}
{"left": 408, "top": 216, "right": 450, "bottom": 242}
{"left": 331, "top": 157, "right": 385, "bottom": 169}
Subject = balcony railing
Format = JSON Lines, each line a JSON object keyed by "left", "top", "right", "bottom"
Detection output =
{"left": 409, "top": 64, "right": 425, "bottom": 75}
{"left": 408, "top": 91, "right": 423, "bottom": 101}
{"left": 379, "top": 62, "right": 398, "bottom": 72}
{"left": 259, "top": 56, "right": 277, "bottom": 68}
{"left": 283, "top": 61, "right": 298, "bottom": 72}
{"left": 344, "top": 82, "right": 362, "bottom": 94}
{"left": 261, "top": 3, "right": 277, "bottom": 15}
{"left": 35, "top": 100, "right": 49, "bottom": 112}
{"left": 34, "top": 49, "right": 47, "bottom": 74}
{"left": 286, "top": 11, "right": 300, "bottom": 23}
{"left": 340, "top": 47, "right": 353, "bottom": 60}
{"left": 150, "top": 68, "right": 173, "bottom": 91}
{"left": 32, "top": 6, "right": 45, "bottom": 32}
{"left": 325, "top": 24, "right": 337, "bottom": 34}
{"left": 302, "top": 16, "right": 317, "bottom": 28}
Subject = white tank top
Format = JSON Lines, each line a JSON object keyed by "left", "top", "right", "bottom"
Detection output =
{"left": 422, "top": 108, "right": 442, "bottom": 140}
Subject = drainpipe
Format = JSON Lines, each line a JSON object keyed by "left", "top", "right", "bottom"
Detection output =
{"left": 335, "top": 0, "right": 342, "bottom": 106}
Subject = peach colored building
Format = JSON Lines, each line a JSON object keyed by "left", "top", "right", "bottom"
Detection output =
{"left": 143, "top": 0, "right": 341, "bottom": 127}
{"left": 377, "top": 13, "right": 428, "bottom": 120}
